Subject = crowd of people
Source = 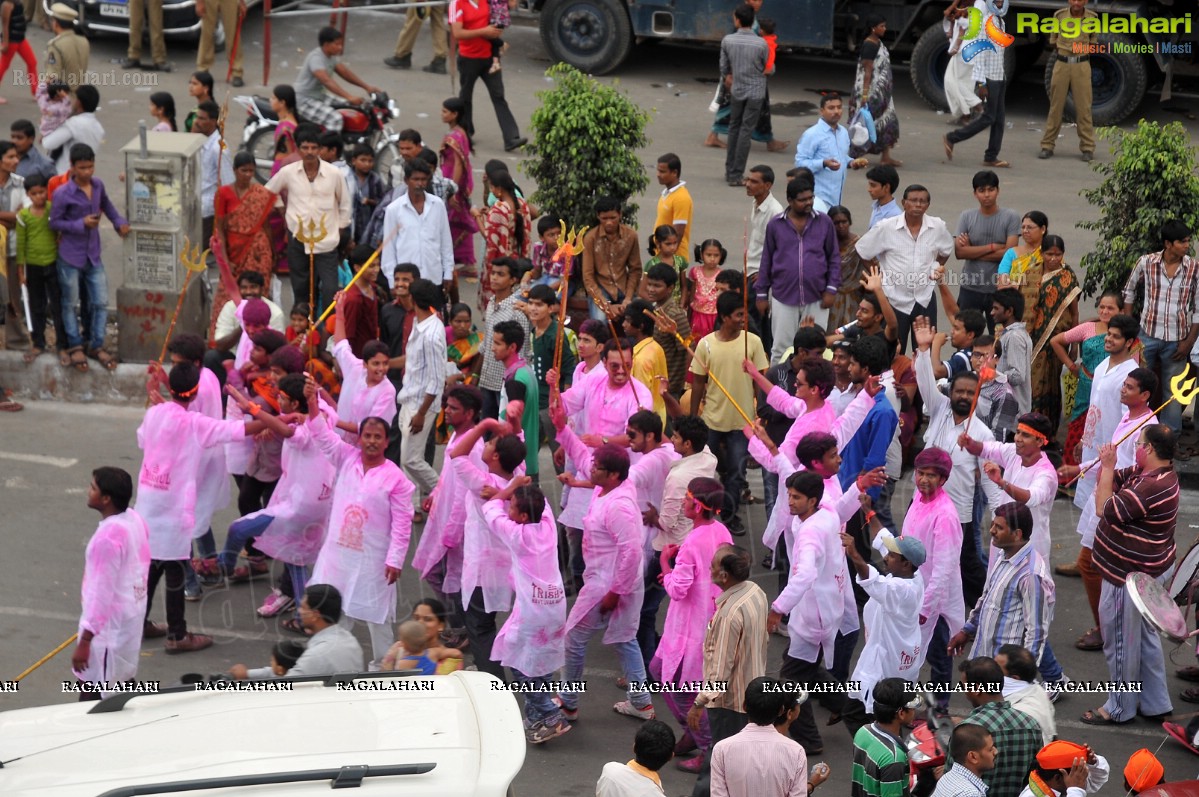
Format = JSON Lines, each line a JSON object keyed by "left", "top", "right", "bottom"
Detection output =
{"left": 3, "top": 0, "right": 1199, "bottom": 795}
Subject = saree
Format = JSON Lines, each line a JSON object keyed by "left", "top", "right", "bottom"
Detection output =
{"left": 849, "top": 40, "right": 899, "bottom": 157}
{"left": 271, "top": 119, "right": 300, "bottom": 177}
{"left": 441, "top": 127, "right": 479, "bottom": 267}
{"left": 448, "top": 328, "right": 481, "bottom": 377}
{"left": 1022, "top": 260, "right": 1079, "bottom": 437}
{"left": 829, "top": 234, "right": 869, "bottom": 330}
{"left": 210, "top": 183, "right": 278, "bottom": 339}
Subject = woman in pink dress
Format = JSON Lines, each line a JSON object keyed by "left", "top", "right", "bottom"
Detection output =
{"left": 440, "top": 98, "right": 479, "bottom": 281}
{"left": 649, "top": 477, "right": 733, "bottom": 772}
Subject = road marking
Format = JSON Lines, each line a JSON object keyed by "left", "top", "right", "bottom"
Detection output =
{"left": 0, "top": 451, "right": 79, "bottom": 469}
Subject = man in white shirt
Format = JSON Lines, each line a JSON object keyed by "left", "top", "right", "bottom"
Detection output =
{"left": 853, "top": 184, "right": 954, "bottom": 354}
{"left": 396, "top": 279, "right": 448, "bottom": 502}
{"left": 656, "top": 415, "right": 719, "bottom": 549}
{"left": 745, "top": 164, "right": 785, "bottom": 281}
{"left": 264, "top": 123, "right": 353, "bottom": 322}
{"left": 381, "top": 158, "right": 454, "bottom": 294}
{"left": 42, "top": 84, "right": 104, "bottom": 173}
{"left": 596, "top": 720, "right": 674, "bottom": 797}
{"left": 192, "top": 101, "right": 234, "bottom": 253}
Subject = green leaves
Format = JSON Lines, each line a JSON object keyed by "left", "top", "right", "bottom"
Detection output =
{"left": 1078, "top": 120, "right": 1199, "bottom": 300}
{"left": 522, "top": 63, "right": 653, "bottom": 228}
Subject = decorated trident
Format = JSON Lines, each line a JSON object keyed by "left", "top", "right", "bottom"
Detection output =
{"left": 157, "top": 237, "right": 210, "bottom": 365}
{"left": 295, "top": 214, "right": 328, "bottom": 361}
{"left": 1065, "top": 368, "right": 1199, "bottom": 486}
{"left": 552, "top": 220, "right": 588, "bottom": 376}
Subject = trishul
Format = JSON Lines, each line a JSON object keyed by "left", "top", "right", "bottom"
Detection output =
{"left": 296, "top": 215, "right": 329, "bottom": 360}
{"left": 157, "top": 236, "right": 211, "bottom": 366}
{"left": 551, "top": 220, "right": 589, "bottom": 377}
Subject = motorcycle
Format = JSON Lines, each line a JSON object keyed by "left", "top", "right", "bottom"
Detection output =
{"left": 907, "top": 688, "right": 951, "bottom": 797}
{"left": 235, "top": 92, "right": 402, "bottom": 186}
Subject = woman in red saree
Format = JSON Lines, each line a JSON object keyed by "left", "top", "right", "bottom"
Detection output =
{"left": 211, "top": 152, "right": 279, "bottom": 339}
{"left": 440, "top": 97, "right": 479, "bottom": 282}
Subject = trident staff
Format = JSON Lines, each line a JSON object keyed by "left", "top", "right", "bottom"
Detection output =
{"left": 295, "top": 214, "right": 328, "bottom": 361}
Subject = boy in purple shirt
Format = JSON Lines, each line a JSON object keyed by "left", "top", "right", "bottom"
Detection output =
{"left": 49, "top": 143, "right": 129, "bottom": 371}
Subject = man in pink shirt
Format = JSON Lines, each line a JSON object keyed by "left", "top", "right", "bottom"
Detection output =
{"left": 710, "top": 677, "right": 818, "bottom": 797}
{"left": 549, "top": 339, "right": 653, "bottom": 446}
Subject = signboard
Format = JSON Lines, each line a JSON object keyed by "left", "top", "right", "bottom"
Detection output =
{"left": 129, "top": 169, "right": 182, "bottom": 227}
{"left": 133, "top": 231, "right": 177, "bottom": 290}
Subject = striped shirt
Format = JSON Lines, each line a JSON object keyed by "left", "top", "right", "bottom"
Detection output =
{"left": 1121, "top": 250, "right": 1199, "bottom": 341}
{"left": 944, "top": 701, "right": 1041, "bottom": 797}
{"left": 851, "top": 723, "right": 909, "bottom": 797}
{"left": 931, "top": 764, "right": 987, "bottom": 797}
{"left": 719, "top": 28, "right": 769, "bottom": 100}
{"left": 478, "top": 293, "right": 532, "bottom": 391}
{"left": 963, "top": 543, "right": 1055, "bottom": 662}
{"left": 971, "top": 0, "right": 1007, "bottom": 83}
{"left": 1092, "top": 465, "right": 1179, "bottom": 585}
{"left": 698, "top": 580, "right": 769, "bottom": 712}
{"left": 397, "top": 313, "right": 448, "bottom": 405}
{"left": 711, "top": 723, "right": 808, "bottom": 797}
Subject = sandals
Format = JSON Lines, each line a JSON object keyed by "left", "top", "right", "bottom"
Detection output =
{"left": 1080, "top": 708, "right": 1131, "bottom": 725}
{"left": 280, "top": 617, "right": 309, "bottom": 635}
{"left": 1177, "top": 666, "right": 1199, "bottom": 683}
{"left": 67, "top": 346, "right": 89, "bottom": 372}
{"left": 1164, "top": 721, "right": 1199, "bottom": 755}
{"left": 89, "top": 348, "right": 118, "bottom": 371}
{"left": 58, "top": 349, "right": 72, "bottom": 368}
{"left": 983, "top": 159, "right": 1011, "bottom": 168}
{"left": 1180, "top": 687, "right": 1199, "bottom": 704}
{"left": 0, "top": 400, "right": 23, "bottom": 412}
{"left": 1075, "top": 627, "right": 1103, "bottom": 651}
{"left": 22, "top": 347, "right": 43, "bottom": 364}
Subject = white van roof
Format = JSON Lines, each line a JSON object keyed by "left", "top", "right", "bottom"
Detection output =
{"left": 0, "top": 671, "right": 524, "bottom": 797}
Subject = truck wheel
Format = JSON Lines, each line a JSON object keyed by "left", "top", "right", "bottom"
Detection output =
{"left": 910, "top": 23, "right": 1017, "bottom": 113}
{"left": 1042, "top": 33, "right": 1146, "bottom": 127}
{"left": 245, "top": 126, "right": 276, "bottom": 185}
{"left": 539, "top": 0, "right": 633, "bottom": 75}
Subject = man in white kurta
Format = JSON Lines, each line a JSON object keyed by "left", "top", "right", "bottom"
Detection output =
{"left": 307, "top": 379, "right": 414, "bottom": 671}
{"left": 72, "top": 467, "right": 152, "bottom": 697}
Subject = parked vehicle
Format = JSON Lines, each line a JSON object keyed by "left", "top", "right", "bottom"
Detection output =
{"left": 236, "top": 91, "right": 402, "bottom": 185}
{"left": 532, "top": 0, "right": 1198, "bottom": 127}
{"left": 0, "top": 670, "right": 525, "bottom": 797}
{"left": 907, "top": 688, "right": 950, "bottom": 797}
{"left": 41, "top": 0, "right": 259, "bottom": 41}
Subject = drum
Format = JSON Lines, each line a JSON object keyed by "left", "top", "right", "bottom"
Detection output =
{"left": 1127, "top": 572, "right": 1190, "bottom": 643}
{"left": 1169, "top": 540, "right": 1199, "bottom": 603}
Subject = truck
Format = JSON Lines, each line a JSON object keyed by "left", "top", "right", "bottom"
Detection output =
{"left": 533, "top": 0, "right": 1198, "bottom": 127}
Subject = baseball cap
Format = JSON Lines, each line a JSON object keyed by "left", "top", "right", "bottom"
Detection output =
{"left": 883, "top": 534, "right": 927, "bottom": 567}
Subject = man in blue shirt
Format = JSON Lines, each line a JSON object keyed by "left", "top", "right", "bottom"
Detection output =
{"left": 794, "top": 94, "right": 862, "bottom": 208}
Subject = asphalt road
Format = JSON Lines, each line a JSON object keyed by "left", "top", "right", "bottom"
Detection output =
{"left": 4, "top": 7, "right": 1199, "bottom": 795}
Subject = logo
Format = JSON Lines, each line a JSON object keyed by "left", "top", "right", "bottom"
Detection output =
{"left": 960, "top": 1, "right": 1015, "bottom": 62}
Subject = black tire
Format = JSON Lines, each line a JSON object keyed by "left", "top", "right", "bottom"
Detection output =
{"left": 244, "top": 125, "right": 277, "bottom": 185}
{"left": 910, "top": 22, "right": 1016, "bottom": 113}
{"left": 539, "top": 0, "right": 633, "bottom": 75}
{"left": 1042, "top": 33, "right": 1147, "bottom": 127}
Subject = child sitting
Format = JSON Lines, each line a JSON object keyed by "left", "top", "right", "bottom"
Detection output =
{"left": 382, "top": 619, "right": 465, "bottom": 675}
{"left": 643, "top": 224, "right": 688, "bottom": 304}
{"left": 529, "top": 216, "right": 569, "bottom": 292}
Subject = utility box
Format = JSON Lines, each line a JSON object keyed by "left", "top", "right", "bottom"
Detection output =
{"left": 117, "top": 132, "right": 208, "bottom": 363}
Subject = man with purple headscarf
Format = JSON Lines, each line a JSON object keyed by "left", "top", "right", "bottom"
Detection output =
{"left": 902, "top": 446, "right": 964, "bottom": 712}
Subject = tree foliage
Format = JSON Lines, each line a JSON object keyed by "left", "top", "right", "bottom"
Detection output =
{"left": 1078, "top": 120, "right": 1199, "bottom": 299}
{"left": 522, "top": 63, "right": 652, "bottom": 229}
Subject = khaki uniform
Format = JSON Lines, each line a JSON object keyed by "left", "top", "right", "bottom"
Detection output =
{"left": 197, "top": 0, "right": 243, "bottom": 79}
{"left": 45, "top": 27, "right": 90, "bottom": 86}
{"left": 127, "top": 0, "right": 166, "bottom": 66}
{"left": 392, "top": 1, "right": 447, "bottom": 60}
{"left": 22, "top": 0, "right": 47, "bottom": 30}
{"left": 1041, "top": 6, "right": 1097, "bottom": 154}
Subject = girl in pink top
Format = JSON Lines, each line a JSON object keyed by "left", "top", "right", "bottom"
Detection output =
{"left": 650, "top": 477, "right": 733, "bottom": 766}
{"left": 684, "top": 239, "right": 726, "bottom": 340}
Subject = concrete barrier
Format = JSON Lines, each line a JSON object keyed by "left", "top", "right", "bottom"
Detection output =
{"left": 0, "top": 351, "right": 149, "bottom": 405}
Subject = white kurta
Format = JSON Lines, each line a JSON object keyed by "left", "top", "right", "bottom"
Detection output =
{"left": 1074, "top": 356, "right": 1140, "bottom": 546}
{"left": 483, "top": 499, "right": 567, "bottom": 676}
{"left": 454, "top": 455, "right": 516, "bottom": 612}
{"left": 135, "top": 402, "right": 246, "bottom": 561}
{"left": 75, "top": 509, "right": 152, "bottom": 691}
{"left": 571, "top": 478, "right": 646, "bottom": 643}
{"left": 190, "top": 366, "right": 231, "bottom": 538}
{"left": 902, "top": 489, "right": 966, "bottom": 655}
{"left": 628, "top": 444, "right": 680, "bottom": 555}
{"left": 308, "top": 416, "right": 415, "bottom": 625}
{"left": 333, "top": 339, "right": 398, "bottom": 444}
{"left": 978, "top": 442, "right": 1058, "bottom": 564}
{"left": 411, "top": 432, "right": 483, "bottom": 593}
{"left": 251, "top": 417, "right": 337, "bottom": 565}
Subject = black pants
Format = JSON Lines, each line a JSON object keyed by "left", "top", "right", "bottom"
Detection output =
{"left": 894, "top": 295, "right": 937, "bottom": 356}
{"left": 287, "top": 235, "right": 341, "bottom": 324}
{"left": 480, "top": 387, "right": 501, "bottom": 421}
{"left": 202, "top": 350, "right": 233, "bottom": 395}
{"left": 636, "top": 554, "right": 666, "bottom": 670}
{"left": 146, "top": 559, "right": 188, "bottom": 640}
{"left": 236, "top": 476, "right": 275, "bottom": 559}
{"left": 461, "top": 587, "right": 505, "bottom": 680}
{"left": 780, "top": 651, "right": 826, "bottom": 753}
{"left": 691, "top": 707, "right": 749, "bottom": 797}
{"left": 957, "top": 287, "right": 996, "bottom": 335}
{"left": 25, "top": 263, "right": 65, "bottom": 351}
{"left": 841, "top": 697, "right": 873, "bottom": 739}
{"left": 960, "top": 520, "right": 988, "bottom": 609}
{"left": 947, "top": 78, "right": 1007, "bottom": 163}
{"left": 457, "top": 55, "right": 521, "bottom": 147}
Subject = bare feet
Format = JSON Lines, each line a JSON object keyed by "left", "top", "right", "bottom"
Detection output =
{"left": 942, "top": 135, "right": 953, "bottom": 161}
{"left": 704, "top": 132, "right": 726, "bottom": 149}
{"left": 766, "top": 139, "right": 791, "bottom": 152}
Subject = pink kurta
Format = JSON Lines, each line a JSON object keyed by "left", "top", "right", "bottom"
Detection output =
{"left": 559, "top": 427, "right": 646, "bottom": 643}
{"left": 333, "top": 339, "right": 398, "bottom": 444}
{"left": 190, "top": 366, "right": 231, "bottom": 538}
{"left": 657, "top": 520, "right": 733, "bottom": 683}
{"left": 135, "top": 402, "right": 246, "bottom": 560}
{"left": 454, "top": 456, "right": 515, "bottom": 612}
{"left": 902, "top": 488, "right": 965, "bottom": 653}
{"left": 412, "top": 432, "right": 484, "bottom": 592}
{"left": 483, "top": 499, "right": 567, "bottom": 676}
{"left": 308, "top": 416, "right": 415, "bottom": 625}
{"left": 252, "top": 416, "right": 337, "bottom": 565}
{"left": 75, "top": 509, "right": 152, "bottom": 690}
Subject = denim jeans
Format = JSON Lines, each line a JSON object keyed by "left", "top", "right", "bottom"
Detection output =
{"left": 707, "top": 429, "right": 750, "bottom": 522}
{"left": 1038, "top": 641, "right": 1064, "bottom": 684}
{"left": 559, "top": 603, "right": 650, "bottom": 711}
{"left": 972, "top": 481, "right": 989, "bottom": 566}
{"left": 1140, "top": 333, "right": 1189, "bottom": 434}
{"left": 762, "top": 470, "right": 779, "bottom": 523}
{"left": 219, "top": 513, "right": 274, "bottom": 574}
{"left": 928, "top": 618, "right": 953, "bottom": 706}
{"left": 285, "top": 563, "right": 307, "bottom": 620}
{"left": 57, "top": 257, "right": 108, "bottom": 351}
{"left": 513, "top": 668, "right": 565, "bottom": 728}
{"left": 637, "top": 554, "right": 666, "bottom": 669}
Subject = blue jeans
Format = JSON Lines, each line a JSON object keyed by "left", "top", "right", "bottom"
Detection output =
{"left": 513, "top": 669, "right": 565, "bottom": 727}
{"left": 762, "top": 469, "right": 779, "bottom": 522}
{"left": 219, "top": 513, "right": 274, "bottom": 574}
{"left": 1039, "top": 641, "right": 1064, "bottom": 684}
{"left": 57, "top": 257, "right": 108, "bottom": 351}
{"left": 928, "top": 618, "right": 953, "bottom": 706}
{"left": 636, "top": 554, "right": 666, "bottom": 669}
{"left": 559, "top": 603, "right": 650, "bottom": 711}
{"left": 1140, "top": 334, "right": 1189, "bottom": 434}
{"left": 285, "top": 563, "right": 308, "bottom": 620}
{"left": 707, "top": 429, "right": 750, "bottom": 522}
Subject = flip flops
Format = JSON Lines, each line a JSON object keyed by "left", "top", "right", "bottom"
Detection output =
{"left": 1164, "top": 721, "right": 1199, "bottom": 755}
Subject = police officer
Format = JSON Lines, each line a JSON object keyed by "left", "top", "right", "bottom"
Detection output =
{"left": 44, "top": 3, "right": 89, "bottom": 87}
{"left": 121, "top": 0, "right": 169, "bottom": 72}
{"left": 196, "top": 0, "right": 245, "bottom": 87}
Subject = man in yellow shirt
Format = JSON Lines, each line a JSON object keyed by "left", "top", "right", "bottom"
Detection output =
{"left": 655, "top": 153, "right": 693, "bottom": 257}
{"left": 625, "top": 300, "right": 670, "bottom": 422}
{"left": 1038, "top": 0, "right": 1099, "bottom": 161}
